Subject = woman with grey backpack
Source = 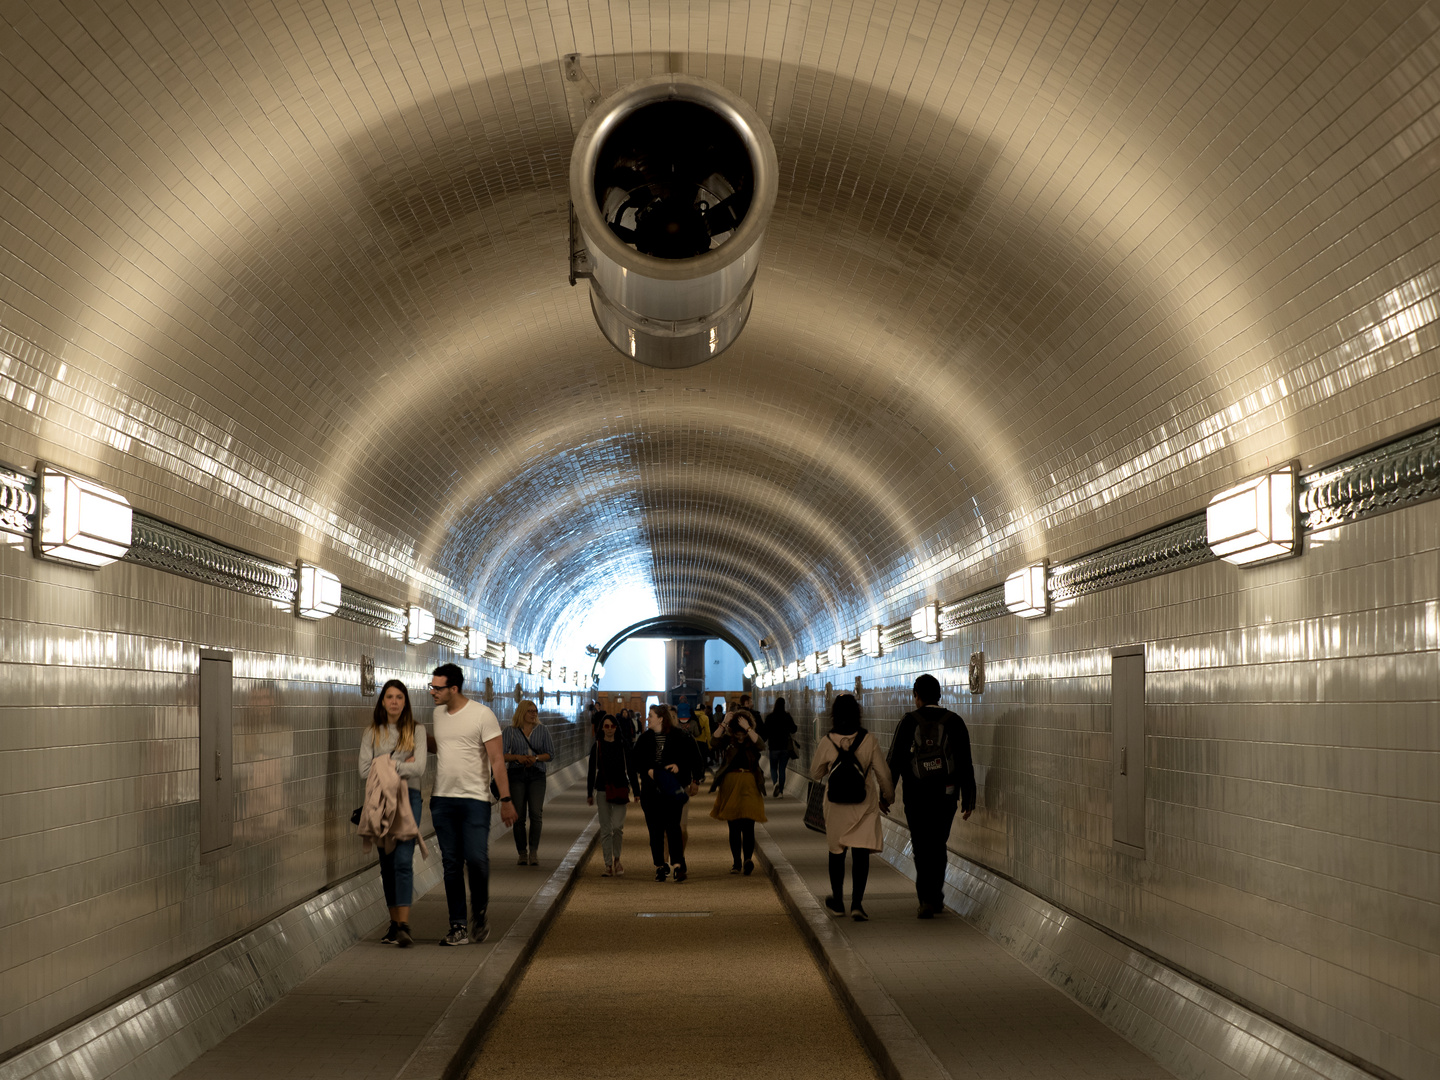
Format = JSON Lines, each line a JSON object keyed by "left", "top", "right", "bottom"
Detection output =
{"left": 810, "top": 694, "right": 894, "bottom": 921}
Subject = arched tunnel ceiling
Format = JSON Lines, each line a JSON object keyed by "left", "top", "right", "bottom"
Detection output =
{"left": 1, "top": 1, "right": 1436, "bottom": 666}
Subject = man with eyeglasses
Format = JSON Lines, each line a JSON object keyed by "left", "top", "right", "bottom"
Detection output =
{"left": 427, "top": 663, "right": 517, "bottom": 945}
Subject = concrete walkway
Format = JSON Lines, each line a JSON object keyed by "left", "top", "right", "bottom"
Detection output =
{"left": 174, "top": 777, "right": 595, "bottom": 1080}
{"left": 758, "top": 790, "right": 1177, "bottom": 1080}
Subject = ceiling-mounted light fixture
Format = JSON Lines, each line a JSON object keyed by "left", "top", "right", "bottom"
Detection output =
{"left": 828, "top": 642, "right": 845, "bottom": 668}
{"left": 466, "top": 628, "right": 488, "bottom": 660}
{"left": 406, "top": 605, "right": 436, "bottom": 644}
{"left": 35, "top": 464, "right": 133, "bottom": 568}
{"left": 568, "top": 74, "right": 778, "bottom": 368}
{"left": 1206, "top": 465, "right": 1298, "bottom": 565}
{"left": 860, "top": 626, "right": 882, "bottom": 659}
{"left": 911, "top": 601, "right": 941, "bottom": 643}
{"left": 1004, "top": 563, "right": 1050, "bottom": 619}
{"left": 296, "top": 562, "right": 342, "bottom": 620}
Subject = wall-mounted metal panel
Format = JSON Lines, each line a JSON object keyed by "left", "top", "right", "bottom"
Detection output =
{"left": 199, "top": 650, "right": 234, "bottom": 854}
{"left": 1111, "top": 646, "right": 1146, "bottom": 858}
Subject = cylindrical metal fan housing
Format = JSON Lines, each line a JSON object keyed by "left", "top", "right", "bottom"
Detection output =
{"left": 570, "top": 74, "right": 778, "bottom": 368}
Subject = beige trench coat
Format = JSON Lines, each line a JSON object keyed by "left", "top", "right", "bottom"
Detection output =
{"left": 810, "top": 731, "right": 895, "bottom": 854}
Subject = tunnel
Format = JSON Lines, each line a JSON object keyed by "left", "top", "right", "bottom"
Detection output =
{"left": 0, "top": 3, "right": 1436, "bottom": 1080}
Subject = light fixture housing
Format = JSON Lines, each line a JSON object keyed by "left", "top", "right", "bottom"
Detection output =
{"left": 1004, "top": 562, "right": 1050, "bottom": 619}
{"left": 860, "top": 626, "right": 882, "bottom": 659}
{"left": 466, "top": 628, "right": 488, "bottom": 660}
{"left": 502, "top": 643, "right": 520, "bottom": 669}
{"left": 911, "top": 601, "right": 941, "bottom": 643}
{"left": 828, "top": 642, "right": 845, "bottom": 668}
{"left": 406, "top": 605, "right": 435, "bottom": 644}
{"left": 295, "top": 562, "right": 342, "bottom": 619}
{"left": 1206, "top": 465, "right": 1298, "bottom": 565}
{"left": 35, "top": 464, "right": 133, "bottom": 567}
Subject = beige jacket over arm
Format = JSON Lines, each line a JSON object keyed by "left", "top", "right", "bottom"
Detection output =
{"left": 810, "top": 730, "right": 895, "bottom": 854}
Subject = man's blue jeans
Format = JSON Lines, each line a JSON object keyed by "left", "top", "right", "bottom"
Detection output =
{"left": 430, "top": 795, "right": 491, "bottom": 927}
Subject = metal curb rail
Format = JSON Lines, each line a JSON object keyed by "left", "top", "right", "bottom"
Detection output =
{"left": 752, "top": 822, "right": 953, "bottom": 1080}
{"left": 395, "top": 816, "right": 600, "bottom": 1080}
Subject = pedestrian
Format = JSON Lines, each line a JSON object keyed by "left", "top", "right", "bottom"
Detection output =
{"left": 762, "top": 696, "right": 798, "bottom": 797}
{"left": 693, "top": 705, "right": 712, "bottom": 774}
{"left": 635, "top": 703, "right": 703, "bottom": 882}
{"left": 503, "top": 699, "right": 555, "bottom": 866}
{"left": 358, "top": 679, "right": 428, "bottom": 947}
{"left": 587, "top": 713, "right": 640, "bottom": 876}
{"left": 884, "top": 674, "right": 976, "bottom": 918}
{"left": 810, "top": 693, "right": 893, "bottom": 921}
{"left": 427, "top": 663, "right": 518, "bottom": 945}
{"left": 709, "top": 701, "right": 726, "bottom": 767}
{"left": 709, "top": 708, "right": 768, "bottom": 875}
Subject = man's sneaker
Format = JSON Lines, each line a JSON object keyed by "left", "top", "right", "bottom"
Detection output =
{"left": 673, "top": 865, "right": 687, "bottom": 883}
{"left": 517, "top": 853, "right": 528, "bottom": 865}
{"left": 851, "top": 905, "right": 869, "bottom": 922}
{"left": 396, "top": 923, "right": 414, "bottom": 947}
{"left": 824, "top": 895, "right": 845, "bottom": 916}
{"left": 439, "top": 924, "right": 470, "bottom": 946}
{"left": 654, "top": 865, "right": 669, "bottom": 881}
{"left": 916, "top": 903, "right": 936, "bottom": 920}
{"left": 743, "top": 860, "right": 755, "bottom": 876}
{"left": 380, "top": 921, "right": 400, "bottom": 945}
{"left": 528, "top": 852, "right": 539, "bottom": 866}
{"left": 470, "top": 914, "right": 490, "bottom": 944}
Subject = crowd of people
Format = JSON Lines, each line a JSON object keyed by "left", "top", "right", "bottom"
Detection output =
{"left": 356, "top": 667, "right": 976, "bottom": 947}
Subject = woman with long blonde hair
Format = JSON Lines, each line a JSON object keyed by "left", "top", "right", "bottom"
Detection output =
{"left": 359, "top": 679, "right": 426, "bottom": 946}
{"left": 502, "top": 699, "right": 555, "bottom": 865}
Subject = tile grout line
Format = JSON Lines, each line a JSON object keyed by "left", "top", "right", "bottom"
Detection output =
{"left": 753, "top": 821, "right": 953, "bottom": 1080}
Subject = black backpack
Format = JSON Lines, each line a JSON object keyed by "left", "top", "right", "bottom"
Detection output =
{"left": 826, "top": 732, "right": 869, "bottom": 804}
{"left": 910, "top": 709, "right": 956, "bottom": 784}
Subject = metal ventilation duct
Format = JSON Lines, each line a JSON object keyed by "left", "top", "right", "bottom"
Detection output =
{"left": 569, "top": 74, "right": 778, "bottom": 368}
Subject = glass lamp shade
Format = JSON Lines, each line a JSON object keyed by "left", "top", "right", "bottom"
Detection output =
{"left": 1206, "top": 467, "right": 1297, "bottom": 565}
{"left": 406, "top": 606, "right": 435, "bottom": 644}
{"left": 911, "top": 601, "right": 941, "bottom": 642}
{"left": 1004, "top": 563, "right": 1049, "bottom": 619}
{"left": 296, "top": 563, "right": 341, "bottom": 619}
{"left": 527, "top": 653, "right": 542, "bottom": 676}
{"left": 860, "top": 626, "right": 882, "bottom": 658}
{"left": 785, "top": 660, "right": 799, "bottom": 681}
{"left": 502, "top": 643, "right": 520, "bottom": 669}
{"left": 466, "top": 628, "right": 488, "bottom": 659}
{"left": 828, "top": 642, "right": 845, "bottom": 668}
{"left": 37, "top": 465, "right": 133, "bottom": 567}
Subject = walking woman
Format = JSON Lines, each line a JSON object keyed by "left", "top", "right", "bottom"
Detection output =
{"left": 709, "top": 708, "right": 768, "bottom": 874}
{"left": 762, "top": 697, "right": 798, "bottom": 797}
{"left": 358, "top": 679, "right": 427, "bottom": 947}
{"left": 503, "top": 699, "right": 555, "bottom": 866}
{"left": 587, "top": 713, "right": 640, "bottom": 876}
{"left": 810, "top": 693, "right": 894, "bottom": 921}
{"left": 635, "top": 704, "right": 703, "bottom": 882}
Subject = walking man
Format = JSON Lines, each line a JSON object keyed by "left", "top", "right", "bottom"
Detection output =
{"left": 885, "top": 674, "right": 976, "bottom": 918}
{"left": 428, "top": 663, "right": 518, "bottom": 945}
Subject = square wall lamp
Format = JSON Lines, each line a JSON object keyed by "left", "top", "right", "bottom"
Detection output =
{"left": 811, "top": 650, "right": 822, "bottom": 673}
{"left": 785, "top": 660, "right": 799, "bottom": 681}
{"left": 861, "top": 626, "right": 882, "bottom": 658}
{"left": 296, "top": 563, "right": 341, "bottom": 619}
{"left": 828, "top": 642, "right": 845, "bottom": 668}
{"left": 1004, "top": 562, "right": 1049, "bottom": 619}
{"left": 911, "top": 601, "right": 941, "bottom": 642}
{"left": 406, "top": 605, "right": 435, "bottom": 644}
{"left": 36, "top": 464, "right": 133, "bottom": 567}
{"left": 466, "top": 628, "right": 487, "bottom": 660}
{"left": 742, "top": 662, "right": 756, "bottom": 679}
{"left": 1206, "top": 465, "right": 1297, "bottom": 565}
{"left": 502, "top": 643, "right": 519, "bottom": 669}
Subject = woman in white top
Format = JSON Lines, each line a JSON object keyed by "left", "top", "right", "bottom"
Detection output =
{"left": 358, "top": 679, "right": 427, "bottom": 947}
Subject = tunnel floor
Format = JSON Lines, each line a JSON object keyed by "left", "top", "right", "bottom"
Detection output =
{"left": 171, "top": 774, "right": 1176, "bottom": 1080}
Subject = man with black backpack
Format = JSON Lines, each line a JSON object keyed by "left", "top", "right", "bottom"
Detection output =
{"left": 886, "top": 673, "right": 977, "bottom": 918}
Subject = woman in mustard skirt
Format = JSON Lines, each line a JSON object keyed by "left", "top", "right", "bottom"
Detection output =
{"left": 709, "top": 708, "right": 768, "bottom": 874}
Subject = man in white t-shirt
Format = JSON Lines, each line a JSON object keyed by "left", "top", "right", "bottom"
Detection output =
{"left": 427, "top": 663, "right": 518, "bottom": 945}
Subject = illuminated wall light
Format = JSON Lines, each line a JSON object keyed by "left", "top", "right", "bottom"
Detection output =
{"left": 594, "top": 662, "right": 605, "bottom": 680}
{"left": 828, "top": 642, "right": 845, "bottom": 668}
{"left": 811, "top": 650, "right": 822, "bottom": 673}
{"left": 785, "top": 660, "right": 799, "bottom": 681}
{"left": 502, "top": 643, "right": 519, "bottom": 668}
{"left": 742, "top": 662, "right": 756, "bottom": 679}
{"left": 36, "top": 464, "right": 133, "bottom": 567}
{"left": 557, "top": 665, "right": 567, "bottom": 682}
{"left": 295, "top": 563, "right": 341, "bottom": 619}
{"left": 1004, "top": 562, "right": 1050, "bottom": 619}
{"left": 860, "top": 626, "right": 882, "bottom": 658}
{"left": 1206, "top": 465, "right": 1297, "bottom": 565}
{"left": 466, "top": 628, "right": 488, "bottom": 659}
{"left": 910, "top": 601, "right": 941, "bottom": 643}
{"left": 406, "top": 605, "right": 436, "bottom": 644}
